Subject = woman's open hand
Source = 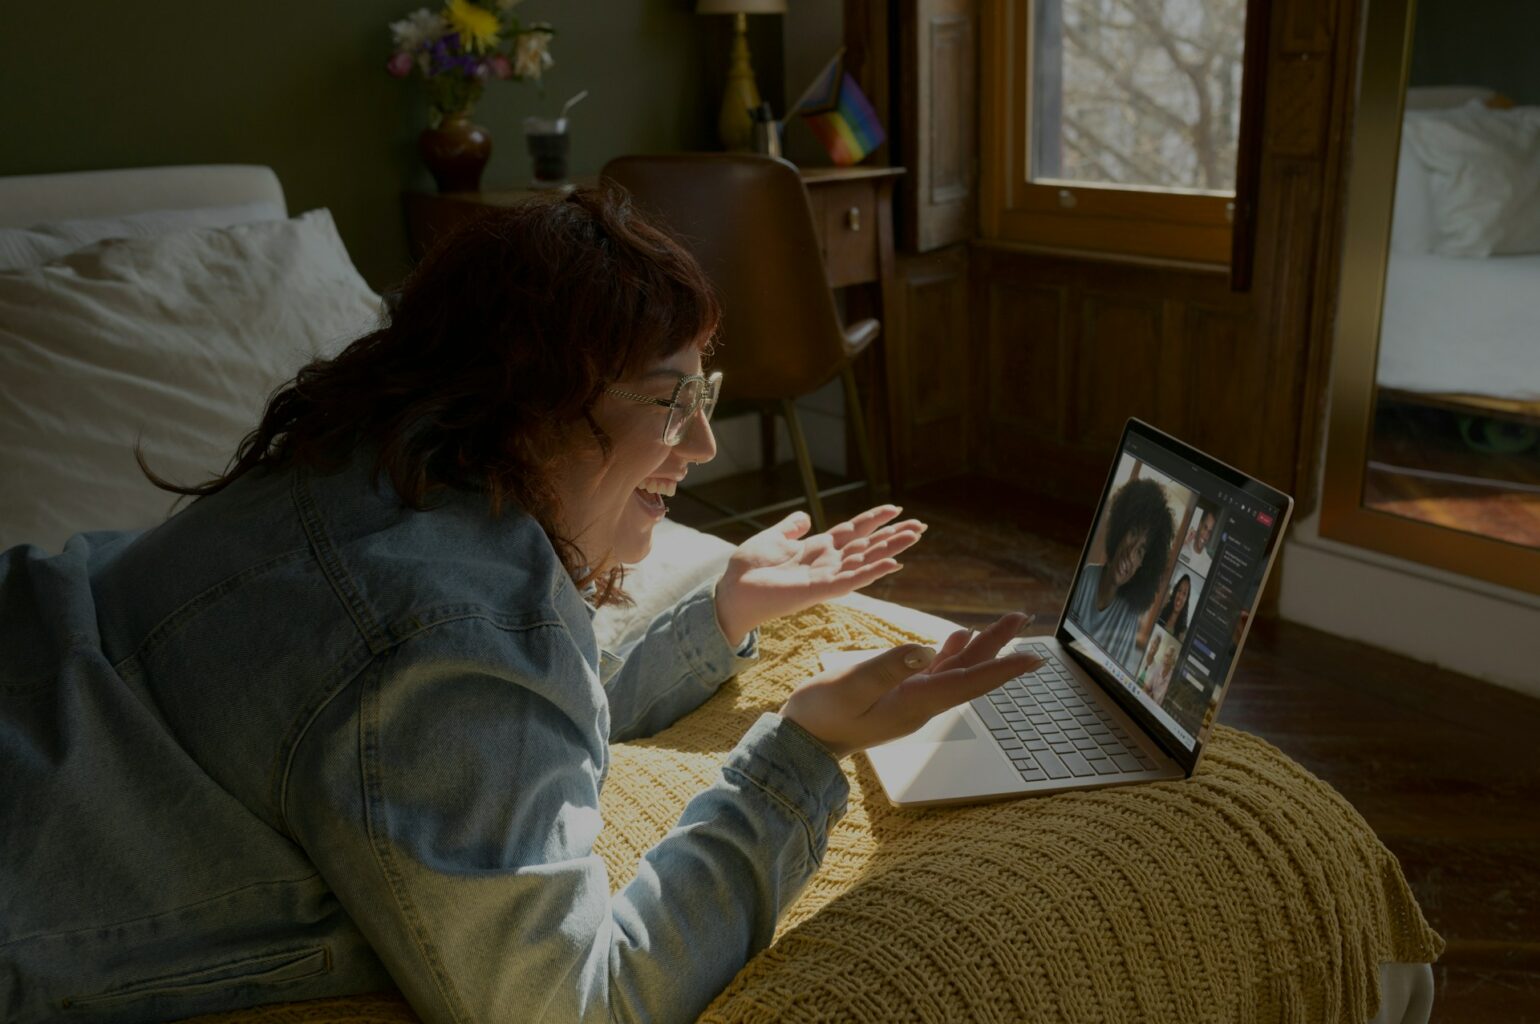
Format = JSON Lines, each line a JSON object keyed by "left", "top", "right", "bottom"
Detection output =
{"left": 780, "top": 612, "right": 1042, "bottom": 759}
{"left": 713, "top": 505, "right": 925, "bottom": 647}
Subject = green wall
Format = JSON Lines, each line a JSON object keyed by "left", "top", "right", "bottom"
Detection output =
{"left": 1410, "top": 0, "right": 1540, "bottom": 105}
{"left": 0, "top": 2, "right": 765, "bottom": 289}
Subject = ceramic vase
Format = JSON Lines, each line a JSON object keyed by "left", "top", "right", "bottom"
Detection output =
{"left": 418, "top": 110, "right": 492, "bottom": 193}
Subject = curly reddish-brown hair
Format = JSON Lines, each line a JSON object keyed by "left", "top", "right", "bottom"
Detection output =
{"left": 140, "top": 184, "right": 720, "bottom": 606}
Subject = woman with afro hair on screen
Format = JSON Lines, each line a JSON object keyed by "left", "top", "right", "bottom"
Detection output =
{"left": 1067, "top": 476, "right": 1175, "bottom": 672}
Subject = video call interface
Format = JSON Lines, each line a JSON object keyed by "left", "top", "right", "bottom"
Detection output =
{"left": 1063, "top": 434, "right": 1280, "bottom": 751}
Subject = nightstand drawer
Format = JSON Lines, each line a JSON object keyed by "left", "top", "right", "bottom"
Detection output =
{"left": 812, "top": 180, "right": 880, "bottom": 288}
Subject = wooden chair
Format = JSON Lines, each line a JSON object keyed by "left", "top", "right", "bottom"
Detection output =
{"left": 599, "top": 153, "right": 881, "bottom": 533}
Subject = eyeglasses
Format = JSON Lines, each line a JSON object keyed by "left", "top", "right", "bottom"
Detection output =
{"left": 603, "top": 370, "right": 723, "bottom": 445}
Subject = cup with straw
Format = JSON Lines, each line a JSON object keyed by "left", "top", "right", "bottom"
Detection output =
{"left": 524, "top": 90, "right": 589, "bottom": 188}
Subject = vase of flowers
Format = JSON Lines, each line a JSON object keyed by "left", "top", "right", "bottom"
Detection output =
{"left": 387, "top": 0, "right": 555, "bottom": 193}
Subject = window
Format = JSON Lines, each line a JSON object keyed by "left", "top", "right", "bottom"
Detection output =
{"left": 983, "top": 0, "right": 1256, "bottom": 264}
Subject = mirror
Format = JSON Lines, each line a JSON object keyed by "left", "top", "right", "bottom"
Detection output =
{"left": 1319, "top": 0, "right": 1540, "bottom": 594}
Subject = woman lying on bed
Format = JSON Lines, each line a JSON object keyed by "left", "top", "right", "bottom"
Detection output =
{"left": 0, "top": 185, "right": 1038, "bottom": 1024}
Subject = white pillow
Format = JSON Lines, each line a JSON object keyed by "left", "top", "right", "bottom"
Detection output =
{"left": 0, "top": 209, "right": 382, "bottom": 554}
{"left": 1390, "top": 129, "right": 1437, "bottom": 254}
{"left": 1404, "top": 85, "right": 1496, "bottom": 111}
{"left": 1401, "top": 101, "right": 1540, "bottom": 257}
{"left": 0, "top": 200, "right": 287, "bottom": 271}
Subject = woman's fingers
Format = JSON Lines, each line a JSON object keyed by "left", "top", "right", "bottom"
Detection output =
{"left": 943, "top": 612, "right": 1030, "bottom": 671}
{"left": 928, "top": 627, "right": 974, "bottom": 672}
{"left": 843, "top": 641, "right": 938, "bottom": 705}
{"left": 897, "top": 650, "right": 1043, "bottom": 716}
{"left": 831, "top": 558, "right": 902, "bottom": 594}
{"left": 837, "top": 519, "right": 925, "bottom": 555}
{"left": 828, "top": 505, "right": 905, "bottom": 548}
{"left": 839, "top": 527, "right": 923, "bottom": 570}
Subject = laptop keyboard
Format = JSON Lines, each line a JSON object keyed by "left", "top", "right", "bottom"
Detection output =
{"left": 970, "top": 642, "right": 1159, "bottom": 784}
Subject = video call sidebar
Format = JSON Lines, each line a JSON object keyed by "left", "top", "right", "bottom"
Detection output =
{"left": 1122, "top": 434, "right": 1280, "bottom": 749}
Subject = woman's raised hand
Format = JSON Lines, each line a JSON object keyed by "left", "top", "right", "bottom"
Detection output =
{"left": 713, "top": 505, "right": 926, "bottom": 647}
{"left": 780, "top": 612, "right": 1042, "bottom": 760}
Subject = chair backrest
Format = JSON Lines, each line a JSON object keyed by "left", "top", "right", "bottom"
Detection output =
{"left": 600, "top": 153, "right": 850, "bottom": 402}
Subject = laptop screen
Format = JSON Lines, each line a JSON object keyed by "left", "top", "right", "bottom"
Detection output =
{"left": 1058, "top": 420, "right": 1291, "bottom": 764}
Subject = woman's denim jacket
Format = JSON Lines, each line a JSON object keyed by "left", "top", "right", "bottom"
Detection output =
{"left": 0, "top": 453, "right": 851, "bottom": 1023}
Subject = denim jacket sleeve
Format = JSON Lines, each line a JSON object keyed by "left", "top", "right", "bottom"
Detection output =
{"left": 284, "top": 613, "right": 847, "bottom": 1024}
{"left": 602, "top": 577, "right": 760, "bottom": 743}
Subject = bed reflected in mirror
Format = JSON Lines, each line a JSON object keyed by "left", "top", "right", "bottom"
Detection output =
{"left": 1365, "top": 7, "right": 1540, "bottom": 551}
{"left": 1320, "top": 0, "right": 1540, "bottom": 593}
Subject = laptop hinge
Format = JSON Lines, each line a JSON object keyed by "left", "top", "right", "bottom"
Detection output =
{"left": 1065, "top": 645, "right": 1189, "bottom": 767}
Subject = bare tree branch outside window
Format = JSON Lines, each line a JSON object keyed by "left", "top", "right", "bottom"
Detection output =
{"left": 1031, "top": 0, "right": 1246, "bottom": 193}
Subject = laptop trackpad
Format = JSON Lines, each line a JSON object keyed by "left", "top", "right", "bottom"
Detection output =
{"left": 911, "top": 710, "right": 978, "bottom": 743}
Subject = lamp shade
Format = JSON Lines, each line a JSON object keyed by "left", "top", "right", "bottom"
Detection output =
{"left": 696, "top": 0, "right": 786, "bottom": 13}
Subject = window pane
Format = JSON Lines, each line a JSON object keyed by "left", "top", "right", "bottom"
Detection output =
{"left": 1030, "top": 0, "right": 1247, "bottom": 194}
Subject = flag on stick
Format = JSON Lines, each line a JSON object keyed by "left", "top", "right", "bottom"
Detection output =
{"left": 791, "top": 48, "right": 885, "bottom": 166}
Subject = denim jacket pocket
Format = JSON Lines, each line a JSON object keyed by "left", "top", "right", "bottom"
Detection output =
{"left": 598, "top": 648, "right": 624, "bottom": 688}
{"left": 62, "top": 945, "right": 331, "bottom": 1010}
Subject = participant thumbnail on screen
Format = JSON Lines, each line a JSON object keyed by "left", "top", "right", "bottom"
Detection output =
{"left": 1179, "top": 499, "right": 1223, "bottom": 577}
{"left": 1135, "top": 626, "right": 1183, "bottom": 704}
{"left": 1152, "top": 569, "right": 1203, "bottom": 643}
{"left": 1067, "top": 453, "right": 1197, "bottom": 675}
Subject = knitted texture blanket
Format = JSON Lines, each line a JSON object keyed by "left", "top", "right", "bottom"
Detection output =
{"left": 182, "top": 602, "right": 1442, "bottom": 1024}
{"left": 597, "top": 603, "right": 1444, "bottom": 1023}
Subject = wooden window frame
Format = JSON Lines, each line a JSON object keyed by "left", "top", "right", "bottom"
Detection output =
{"left": 980, "top": 0, "right": 1265, "bottom": 269}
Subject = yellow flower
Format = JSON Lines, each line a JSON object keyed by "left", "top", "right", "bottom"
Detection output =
{"left": 445, "top": 0, "right": 500, "bottom": 53}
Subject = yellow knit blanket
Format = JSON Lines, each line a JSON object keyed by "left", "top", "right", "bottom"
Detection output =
{"left": 186, "top": 603, "right": 1443, "bottom": 1024}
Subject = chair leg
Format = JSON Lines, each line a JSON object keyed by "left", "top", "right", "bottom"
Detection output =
{"left": 781, "top": 398, "right": 827, "bottom": 534}
{"left": 840, "top": 365, "right": 880, "bottom": 500}
{"left": 759, "top": 406, "right": 777, "bottom": 478}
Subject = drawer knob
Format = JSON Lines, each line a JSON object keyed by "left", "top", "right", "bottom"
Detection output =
{"left": 846, "top": 206, "right": 861, "bottom": 231}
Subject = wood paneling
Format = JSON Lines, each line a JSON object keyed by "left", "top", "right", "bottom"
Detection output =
{"left": 927, "top": 16, "right": 973, "bottom": 206}
{"left": 958, "top": 0, "right": 1363, "bottom": 510}
{"left": 983, "top": 281, "right": 1062, "bottom": 435}
{"left": 852, "top": 0, "right": 1363, "bottom": 513}
{"left": 889, "top": 246, "right": 972, "bottom": 487}
{"left": 1071, "top": 296, "right": 1163, "bottom": 448}
{"left": 1266, "top": 56, "right": 1334, "bottom": 158}
{"left": 1279, "top": 0, "right": 1338, "bottom": 55}
{"left": 898, "top": 0, "right": 978, "bottom": 253}
{"left": 1185, "top": 305, "right": 1267, "bottom": 474}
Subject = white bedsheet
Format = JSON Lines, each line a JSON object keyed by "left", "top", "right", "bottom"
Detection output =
{"left": 1378, "top": 249, "right": 1540, "bottom": 401}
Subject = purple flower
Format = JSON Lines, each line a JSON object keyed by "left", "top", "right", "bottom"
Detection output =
{"left": 385, "top": 51, "right": 414, "bottom": 78}
{"left": 428, "top": 34, "right": 458, "bottom": 75}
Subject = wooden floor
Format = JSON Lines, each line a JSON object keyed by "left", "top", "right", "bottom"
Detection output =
{"left": 673, "top": 467, "right": 1540, "bottom": 1024}
{"left": 1366, "top": 400, "right": 1540, "bottom": 549}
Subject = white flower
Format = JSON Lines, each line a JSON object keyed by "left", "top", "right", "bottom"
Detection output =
{"left": 390, "top": 8, "right": 448, "bottom": 52}
{"left": 512, "top": 28, "right": 554, "bottom": 80}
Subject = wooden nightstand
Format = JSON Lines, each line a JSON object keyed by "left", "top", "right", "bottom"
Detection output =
{"left": 403, "top": 182, "right": 586, "bottom": 261}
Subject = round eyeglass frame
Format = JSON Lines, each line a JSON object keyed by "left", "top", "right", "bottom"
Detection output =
{"left": 603, "top": 370, "right": 723, "bottom": 445}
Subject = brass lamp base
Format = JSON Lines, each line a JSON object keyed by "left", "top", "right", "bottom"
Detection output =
{"left": 718, "top": 12, "right": 761, "bottom": 152}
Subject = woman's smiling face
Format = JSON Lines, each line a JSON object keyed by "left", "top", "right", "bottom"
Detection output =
{"left": 560, "top": 346, "right": 717, "bottom": 569}
{"left": 1110, "top": 526, "right": 1151, "bottom": 587}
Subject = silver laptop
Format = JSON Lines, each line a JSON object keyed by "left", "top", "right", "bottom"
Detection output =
{"left": 852, "top": 418, "right": 1293, "bottom": 808}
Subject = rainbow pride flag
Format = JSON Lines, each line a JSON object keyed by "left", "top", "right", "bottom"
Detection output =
{"left": 791, "top": 49, "right": 886, "bottom": 166}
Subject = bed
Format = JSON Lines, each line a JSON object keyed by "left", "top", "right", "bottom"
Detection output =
{"left": 0, "top": 166, "right": 1440, "bottom": 1024}
{"left": 1379, "top": 87, "right": 1540, "bottom": 424}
